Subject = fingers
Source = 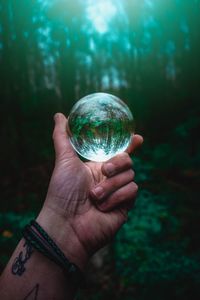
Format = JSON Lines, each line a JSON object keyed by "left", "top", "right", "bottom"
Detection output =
{"left": 101, "top": 134, "right": 143, "bottom": 177}
{"left": 126, "top": 134, "right": 143, "bottom": 154}
{"left": 102, "top": 152, "right": 133, "bottom": 177}
{"left": 90, "top": 163, "right": 138, "bottom": 212}
{"left": 93, "top": 149, "right": 139, "bottom": 213}
{"left": 91, "top": 181, "right": 138, "bottom": 212}
{"left": 53, "top": 113, "right": 76, "bottom": 159}
{"left": 90, "top": 169, "right": 135, "bottom": 200}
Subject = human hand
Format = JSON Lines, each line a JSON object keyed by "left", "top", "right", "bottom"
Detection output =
{"left": 37, "top": 113, "right": 143, "bottom": 270}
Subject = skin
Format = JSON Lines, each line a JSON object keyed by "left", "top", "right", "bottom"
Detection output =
{"left": 0, "top": 113, "right": 143, "bottom": 299}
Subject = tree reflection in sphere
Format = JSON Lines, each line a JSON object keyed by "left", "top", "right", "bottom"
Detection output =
{"left": 68, "top": 93, "right": 135, "bottom": 162}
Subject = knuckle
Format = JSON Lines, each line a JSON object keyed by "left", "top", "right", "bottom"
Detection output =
{"left": 103, "top": 162, "right": 116, "bottom": 177}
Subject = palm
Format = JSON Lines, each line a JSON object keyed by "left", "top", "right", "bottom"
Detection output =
{"left": 47, "top": 156, "right": 125, "bottom": 253}
{"left": 67, "top": 159, "right": 126, "bottom": 254}
{"left": 49, "top": 113, "right": 142, "bottom": 256}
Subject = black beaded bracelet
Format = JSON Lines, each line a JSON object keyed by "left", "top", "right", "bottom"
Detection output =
{"left": 22, "top": 220, "right": 83, "bottom": 287}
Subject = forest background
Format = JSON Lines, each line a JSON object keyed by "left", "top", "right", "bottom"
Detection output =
{"left": 0, "top": 1, "right": 200, "bottom": 299}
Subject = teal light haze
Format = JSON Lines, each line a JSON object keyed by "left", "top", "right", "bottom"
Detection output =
{"left": 0, "top": 1, "right": 200, "bottom": 299}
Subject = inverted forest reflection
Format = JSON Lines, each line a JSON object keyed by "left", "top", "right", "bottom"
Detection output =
{"left": 0, "top": 1, "right": 200, "bottom": 299}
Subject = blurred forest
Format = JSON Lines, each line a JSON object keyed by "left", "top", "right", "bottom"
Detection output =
{"left": 0, "top": 0, "right": 200, "bottom": 299}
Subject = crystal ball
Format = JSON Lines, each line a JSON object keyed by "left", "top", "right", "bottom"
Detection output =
{"left": 68, "top": 93, "right": 135, "bottom": 162}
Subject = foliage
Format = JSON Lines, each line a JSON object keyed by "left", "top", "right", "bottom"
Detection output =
{"left": 0, "top": 0, "right": 200, "bottom": 299}
{"left": 111, "top": 117, "right": 200, "bottom": 299}
{"left": 114, "top": 188, "right": 200, "bottom": 299}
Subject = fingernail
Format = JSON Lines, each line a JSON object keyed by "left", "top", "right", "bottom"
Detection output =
{"left": 54, "top": 113, "right": 63, "bottom": 122}
{"left": 104, "top": 163, "right": 115, "bottom": 176}
{"left": 54, "top": 113, "right": 60, "bottom": 121}
{"left": 92, "top": 186, "right": 104, "bottom": 199}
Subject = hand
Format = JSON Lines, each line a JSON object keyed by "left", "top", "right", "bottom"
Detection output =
{"left": 37, "top": 113, "right": 143, "bottom": 270}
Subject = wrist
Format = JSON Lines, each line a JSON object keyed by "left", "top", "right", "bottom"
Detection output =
{"left": 36, "top": 206, "right": 89, "bottom": 271}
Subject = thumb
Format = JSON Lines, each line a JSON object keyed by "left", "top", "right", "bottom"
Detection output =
{"left": 53, "top": 113, "right": 77, "bottom": 160}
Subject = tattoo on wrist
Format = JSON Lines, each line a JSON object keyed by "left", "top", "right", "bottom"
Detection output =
{"left": 23, "top": 283, "right": 39, "bottom": 300}
{"left": 12, "top": 241, "right": 33, "bottom": 276}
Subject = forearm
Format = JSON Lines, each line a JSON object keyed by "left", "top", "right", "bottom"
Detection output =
{"left": 0, "top": 238, "right": 77, "bottom": 299}
{"left": 0, "top": 113, "right": 142, "bottom": 299}
{"left": 0, "top": 208, "right": 88, "bottom": 300}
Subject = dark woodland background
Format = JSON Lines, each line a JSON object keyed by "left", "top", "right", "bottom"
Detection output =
{"left": 0, "top": 1, "right": 200, "bottom": 299}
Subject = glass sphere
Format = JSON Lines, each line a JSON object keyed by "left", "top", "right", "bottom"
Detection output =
{"left": 68, "top": 92, "right": 135, "bottom": 162}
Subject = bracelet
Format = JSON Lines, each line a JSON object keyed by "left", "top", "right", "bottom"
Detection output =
{"left": 22, "top": 220, "right": 84, "bottom": 287}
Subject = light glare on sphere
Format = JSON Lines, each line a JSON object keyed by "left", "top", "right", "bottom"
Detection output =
{"left": 68, "top": 93, "right": 135, "bottom": 162}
